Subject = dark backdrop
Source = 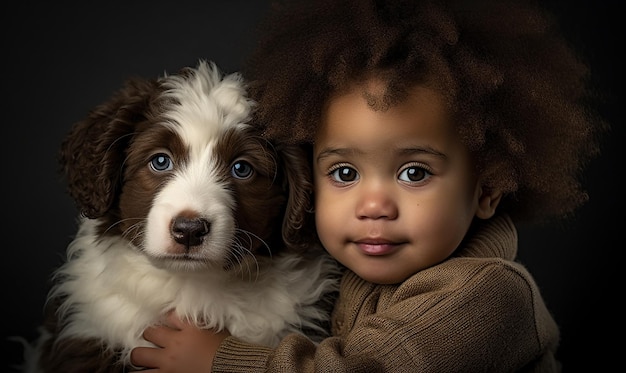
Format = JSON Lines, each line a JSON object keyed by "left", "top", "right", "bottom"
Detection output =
{"left": 3, "top": 1, "right": 622, "bottom": 371}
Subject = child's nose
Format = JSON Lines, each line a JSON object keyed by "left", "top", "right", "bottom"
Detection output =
{"left": 355, "top": 187, "right": 398, "bottom": 220}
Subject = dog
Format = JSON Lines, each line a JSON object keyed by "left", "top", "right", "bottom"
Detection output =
{"left": 19, "top": 60, "right": 340, "bottom": 372}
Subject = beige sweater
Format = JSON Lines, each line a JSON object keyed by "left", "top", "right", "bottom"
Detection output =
{"left": 213, "top": 214, "right": 560, "bottom": 372}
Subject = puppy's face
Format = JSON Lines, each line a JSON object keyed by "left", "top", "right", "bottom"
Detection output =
{"left": 121, "top": 124, "right": 285, "bottom": 271}
{"left": 61, "top": 62, "right": 291, "bottom": 272}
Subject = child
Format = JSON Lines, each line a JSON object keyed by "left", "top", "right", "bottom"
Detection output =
{"left": 130, "top": 0, "right": 607, "bottom": 371}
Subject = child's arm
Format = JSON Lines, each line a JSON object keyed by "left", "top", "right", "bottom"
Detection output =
{"left": 130, "top": 257, "right": 559, "bottom": 372}
{"left": 130, "top": 312, "right": 230, "bottom": 372}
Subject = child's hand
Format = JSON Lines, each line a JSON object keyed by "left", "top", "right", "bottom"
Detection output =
{"left": 130, "top": 311, "right": 230, "bottom": 373}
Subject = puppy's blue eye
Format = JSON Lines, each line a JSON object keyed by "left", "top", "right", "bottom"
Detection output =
{"left": 231, "top": 160, "right": 254, "bottom": 179}
{"left": 150, "top": 153, "right": 173, "bottom": 172}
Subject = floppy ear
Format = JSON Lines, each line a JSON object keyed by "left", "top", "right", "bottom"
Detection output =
{"left": 58, "top": 77, "right": 160, "bottom": 219}
{"left": 276, "top": 143, "right": 316, "bottom": 251}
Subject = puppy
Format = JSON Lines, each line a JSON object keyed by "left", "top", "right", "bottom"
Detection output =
{"left": 20, "top": 60, "right": 339, "bottom": 372}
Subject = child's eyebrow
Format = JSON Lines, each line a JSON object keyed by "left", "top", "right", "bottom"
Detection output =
{"left": 316, "top": 146, "right": 447, "bottom": 162}
{"left": 397, "top": 146, "right": 446, "bottom": 159}
{"left": 316, "top": 147, "right": 361, "bottom": 161}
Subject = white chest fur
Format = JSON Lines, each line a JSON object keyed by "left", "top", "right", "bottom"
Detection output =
{"left": 46, "top": 219, "right": 337, "bottom": 365}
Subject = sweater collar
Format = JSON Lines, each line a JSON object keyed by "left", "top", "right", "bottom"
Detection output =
{"left": 455, "top": 214, "right": 517, "bottom": 260}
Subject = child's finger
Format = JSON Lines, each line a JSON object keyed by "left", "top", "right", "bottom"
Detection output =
{"left": 164, "top": 309, "right": 188, "bottom": 329}
{"left": 130, "top": 346, "right": 160, "bottom": 369}
{"left": 143, "top": 325, "right": 175, "bottom": 347}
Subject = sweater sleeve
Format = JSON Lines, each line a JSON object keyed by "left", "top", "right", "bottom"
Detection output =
{"left": 213, "top": 332, "right": 385, "bottom": 372}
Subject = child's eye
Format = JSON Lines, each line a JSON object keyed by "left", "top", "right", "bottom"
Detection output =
{"left": 329, "top": 164, "right": 359, "bottom": 183}
{"left": 398, "top": 164, "right": 432, "bottom": 183}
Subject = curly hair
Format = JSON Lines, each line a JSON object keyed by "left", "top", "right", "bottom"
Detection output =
{"left": 243, "top": 0, "right": 608, "bottom": 224}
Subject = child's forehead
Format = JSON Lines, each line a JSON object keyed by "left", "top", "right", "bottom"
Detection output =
{"left": 321, "top": 84, "right": 454, "bottom": 141}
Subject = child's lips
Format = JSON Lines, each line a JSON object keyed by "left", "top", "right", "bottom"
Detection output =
{"left": 354, "top": 239, "right": 399, "bottom": 256}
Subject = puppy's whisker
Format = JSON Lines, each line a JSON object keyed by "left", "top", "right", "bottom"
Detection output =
{"left": 101, "top": 218, "right": 147, "bottom": 247}
{"left": 123, "top": 222, "right": 146, "bottom": 244}
{"left": 231, "top": 234, "right": 259, "bottom": 278}
{"left": 234, "top": 229, "right": 254, "bottom": 251}
{"left": 103, "top": 218, "right": 145, "bottom": 236}
{"left": 227, "top": 235, "right": 258, "bottom": 281}
{"left": 235, "top": 244, "right": 260, "bottom": 282}
{"left": 235, "top": 229, "right": 273, "bottom": 258}
{"left": 229, "top": 244, "right": 247, "bottom": 279}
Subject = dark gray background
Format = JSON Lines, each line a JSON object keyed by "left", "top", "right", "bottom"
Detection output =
{"left": 3, "top": 1, "right": 622, "bottom": 371}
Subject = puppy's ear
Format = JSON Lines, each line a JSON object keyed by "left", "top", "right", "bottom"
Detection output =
{"left": 277, "top": 143, "right": 316, "bottom": 251}
{"left": 58, "top": 77, "right": 160, "bottom": 218}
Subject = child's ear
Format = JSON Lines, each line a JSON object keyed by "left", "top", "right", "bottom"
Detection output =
{"left": 475, "top": 185, "right": 503, "bottom": 220}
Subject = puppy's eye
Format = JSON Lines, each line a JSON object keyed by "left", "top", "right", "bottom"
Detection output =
{"left": 149, "top": 153, "right": 173, "bottom": 172}
{"left": 231, "top": 160, "right": 254, "bottom": 179}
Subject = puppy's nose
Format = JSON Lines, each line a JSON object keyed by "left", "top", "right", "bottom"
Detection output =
{"left": 171, "top": 217, "right": 210, "bottom": 248}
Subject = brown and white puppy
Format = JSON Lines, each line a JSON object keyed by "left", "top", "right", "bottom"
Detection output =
{"left": 20, "top": 60, "right": 339, "bottom": 373}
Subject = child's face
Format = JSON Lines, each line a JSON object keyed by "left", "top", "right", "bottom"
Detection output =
{"left": 313, "top": 84, "right": 491, "bottom": 284}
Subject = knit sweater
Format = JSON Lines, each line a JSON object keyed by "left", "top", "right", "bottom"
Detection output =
{"left": 212, "top": 214, "right": 560, "bottom": 372}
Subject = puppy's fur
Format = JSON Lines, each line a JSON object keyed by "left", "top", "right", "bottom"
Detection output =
{"left": 21, "top": 60, "right": 339, "bottom": 372}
